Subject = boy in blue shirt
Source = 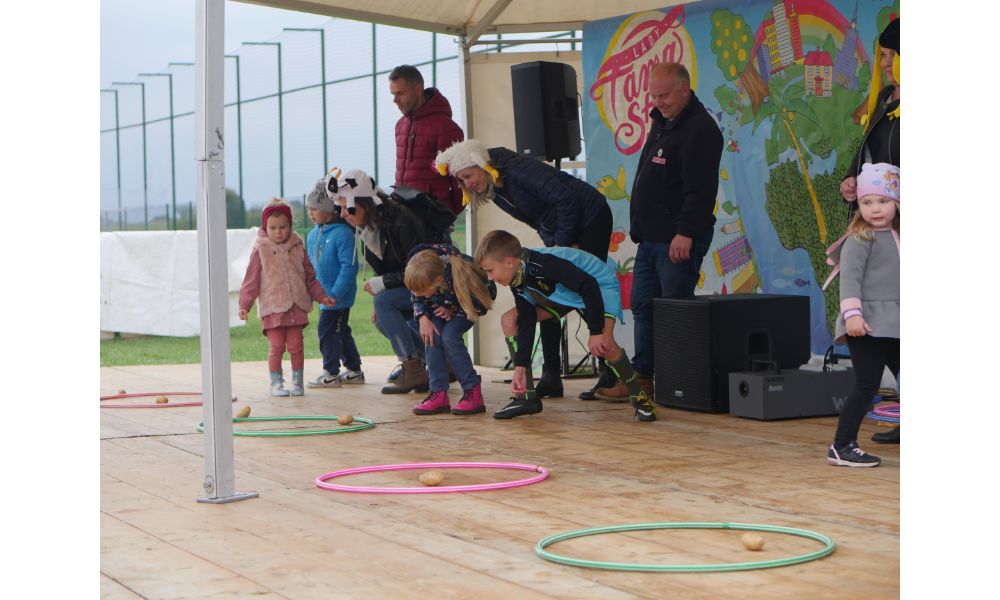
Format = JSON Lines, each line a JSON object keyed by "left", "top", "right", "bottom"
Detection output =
{"left": 475, "top": 229, "right": 655, "bottom": 421}
{"left": 304, "top": 179, "right": 364, "bottom": 388}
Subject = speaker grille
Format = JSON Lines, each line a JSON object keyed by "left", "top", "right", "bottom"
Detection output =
{"left": 654, "top": 299, "right": 714, "bottom": 410}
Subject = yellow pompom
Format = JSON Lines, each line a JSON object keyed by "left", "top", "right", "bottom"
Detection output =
{"left": 461, "top": 189, "right": 471, "bottom": 207}
{"left": 436, "top": 162, "right": 449, "bottom": 176}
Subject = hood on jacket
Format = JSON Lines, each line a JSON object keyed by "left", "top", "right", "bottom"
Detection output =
{"left": 411, "top": 88, "right": 454, "bottom": 120}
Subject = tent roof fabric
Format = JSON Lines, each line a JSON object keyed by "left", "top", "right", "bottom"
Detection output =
{"left": 239, "top": 0, "right": 687, "bottom": 35}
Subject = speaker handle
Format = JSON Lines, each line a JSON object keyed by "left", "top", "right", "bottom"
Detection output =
{"left": 750, "top": 359, "right": 780, "bottom": 374}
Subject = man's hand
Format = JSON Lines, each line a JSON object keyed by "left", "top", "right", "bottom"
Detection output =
{"left": 669, "top": 233, "right": 693, "bottom": 263}
{"left": 511, "top": 366, "right": 527, "bottom": 394}
{"left": 840, "top": 176, "right": 858, "bottom": 202}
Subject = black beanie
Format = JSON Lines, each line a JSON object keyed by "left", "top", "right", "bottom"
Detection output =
{"left": 879, "top": 18, "right": 899, "bottom": 54}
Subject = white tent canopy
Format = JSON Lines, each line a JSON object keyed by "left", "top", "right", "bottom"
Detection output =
{"left": 241, "top": 0, "right": 682, "bottom": 36}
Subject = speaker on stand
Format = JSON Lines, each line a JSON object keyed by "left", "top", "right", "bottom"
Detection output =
{"left": 510, "top": 61, "right": 581, "bottom": 163}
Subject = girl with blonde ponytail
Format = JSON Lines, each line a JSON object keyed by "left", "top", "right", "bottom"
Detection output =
{"left": 403, "top": 244, "right": 497, "bottom": 416}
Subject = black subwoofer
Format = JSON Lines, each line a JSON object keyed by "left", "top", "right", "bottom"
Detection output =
{"left": 653, "top": 294, "right": 810, "bottom": 413}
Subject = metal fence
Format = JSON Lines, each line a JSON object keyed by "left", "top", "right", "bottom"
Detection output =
{"left": 101, "top": 20, "right": 578, "bottom": 231}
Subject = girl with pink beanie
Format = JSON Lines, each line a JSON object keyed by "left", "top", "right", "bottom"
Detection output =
{"left": 824, "top": 163, "right": 899, "bottom": 467}
{"left": 239, "top": 198, "right": 334, "bottom": 396}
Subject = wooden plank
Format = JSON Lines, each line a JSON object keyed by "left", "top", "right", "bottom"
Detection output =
{"left": 102, "top": 361, "right": 899, "bottom": 598}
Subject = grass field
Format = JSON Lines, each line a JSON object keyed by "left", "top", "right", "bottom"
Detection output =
{"left": 100, "top": 271, "right": 392, "bottom": 367}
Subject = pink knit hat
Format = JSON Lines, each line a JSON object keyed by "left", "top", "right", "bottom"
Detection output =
{"left": 857, "top": 163, "right": 900, "bottom": 203}
{"left": 261, "top": 198, "right": 293, "bottom": 227}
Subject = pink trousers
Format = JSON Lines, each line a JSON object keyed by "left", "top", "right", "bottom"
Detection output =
{"left": 265, "top": 325, "right": 305, "bottom": 372}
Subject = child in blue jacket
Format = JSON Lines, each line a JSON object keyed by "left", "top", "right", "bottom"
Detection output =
{"left": 304, "top": 179, "right": 364, "bottom": 388}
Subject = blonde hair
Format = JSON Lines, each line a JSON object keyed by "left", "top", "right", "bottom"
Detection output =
{"left": 847, "top": 199, "right": 900, "bottom": 241}
{"left": 456, "top": 164, "right": 503, "bottom": 208}
{"left": 474, "top": 229, "right": 522, "bottom": 264}
{"left": 405, "top": 249, "right": 493, "bottom": 321}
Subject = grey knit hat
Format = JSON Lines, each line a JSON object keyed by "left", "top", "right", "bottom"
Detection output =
{"left": 305, "top": 178, "right": 336, "bottom": 213}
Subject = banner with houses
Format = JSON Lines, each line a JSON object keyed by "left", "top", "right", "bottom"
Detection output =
{"left": 583, "top": 0, "right": 899, "bottom": 354}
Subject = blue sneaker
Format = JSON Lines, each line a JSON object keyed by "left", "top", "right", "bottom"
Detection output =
{"left": 827, "top": 441, "right": 881, "bottom": 467}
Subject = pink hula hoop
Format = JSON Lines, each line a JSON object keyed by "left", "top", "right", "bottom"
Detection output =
{"left": 315, "top": 461, "right": 549, "bottom": 494}
{"left": 100, "top": 392, "right": 237, "bottom": 409}
{"left": 872, "top": 402, "right": 900, "bottom": 418}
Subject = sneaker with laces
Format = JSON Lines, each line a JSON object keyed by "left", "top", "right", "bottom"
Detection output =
{"left": 413, "top": 390, "right": 451, "bottom": 415}
{"left": 452, "top": 384, "right": 485, "bottom": 415}
{"left": 339, "top": 369, "right": 365, "bottom": 385}
{"left": 306, "top": 370, "right": 342, "bottom": 388}
{"left": 493, "top": 393, "right": 543, "bottom": 419}
{"left": 386, "top": 363, "right": 403, "bottom": 383}
{"left": 827, "top": 441, "right": 881, "bottom": 467}
{"left": 630, "top": 391, "right": 657, "bottom": 422}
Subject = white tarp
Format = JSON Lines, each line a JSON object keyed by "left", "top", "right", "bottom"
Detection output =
{"left": 100, "top": 230, "right": 257, "bottom": 336}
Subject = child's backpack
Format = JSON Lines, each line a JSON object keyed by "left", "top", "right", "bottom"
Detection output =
{"left": 389, "top": 185, "right": 458, "bottom": 243}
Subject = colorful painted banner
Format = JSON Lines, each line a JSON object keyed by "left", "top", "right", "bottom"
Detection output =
{"left": 583, "top": 0, "right": 899, "bottom": 354}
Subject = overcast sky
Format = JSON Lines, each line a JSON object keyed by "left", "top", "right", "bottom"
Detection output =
{"left": 101, "top": 0, "right": 331, "bottom": 88}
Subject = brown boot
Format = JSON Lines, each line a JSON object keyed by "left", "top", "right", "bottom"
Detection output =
{"left": 595, "top": 380, "right": 629, "bottom": 403}
{"left": 381, "top": 359, "right": 429, "bottom": 394}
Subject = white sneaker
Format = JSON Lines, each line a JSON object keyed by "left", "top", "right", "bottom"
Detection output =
{"left": 339, "top": 369, "right": 365, "bottom": 384}
{"left": 306, "top": 370, "right": 342, "bottom": 388}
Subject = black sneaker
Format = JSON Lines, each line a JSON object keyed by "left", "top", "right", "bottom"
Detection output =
{"left": 630, "top": 391, "right": 657, "bottom": 422}
{"left": 827, "top": 441, "right": 881, "bottom": 467}
{"left": 871, "top": 426, "right": 900, "bottom": 444}
{"left": 534, "top": 368, "right": 564, "bottom": 399}
{"left": 493, "top": 394, "right": 543, "bottom": 419}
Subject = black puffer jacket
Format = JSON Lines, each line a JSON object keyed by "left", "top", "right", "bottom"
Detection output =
{"left": 488, "top": 147, "right": 605, "bottom": 247}
{"left": 363, "top": 196, "right": 439, "bottom": 290}
{"left": 628, "top": 92, "right": 723, "bottom": 243}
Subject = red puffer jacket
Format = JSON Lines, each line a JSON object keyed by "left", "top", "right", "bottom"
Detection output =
{"left": 394, "top": 88, "right": 465, "bottom": 215}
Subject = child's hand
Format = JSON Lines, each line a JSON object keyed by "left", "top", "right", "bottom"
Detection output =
{"left": 238, "top": 309, "right": 248, "bottom": 321}
{"left": 371, "top": 310, "right": 377, "bottom": 323}
{"left": 418, "top": 315, "right": 440, "bottom": 348}
{"left": 433, "top": 305, "right": 456, "bottom": 321}
{"left": 511, "top": 366, "right": 527, "bottom": 394}
{"left": 363, "top": 280, "right": 374, "bottom": 295}
{"left": 321, "top": 296, "right": 336, "bottom": 308}
{"left": 846, "top": 315, "right": 871, "bottom": 337}
{"left": 588, "top": 334, "right": 611, "bottom": 358}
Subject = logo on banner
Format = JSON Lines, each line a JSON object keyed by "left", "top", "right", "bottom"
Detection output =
{"left": 589, "top": 7, "right": 696, "bottom": 156}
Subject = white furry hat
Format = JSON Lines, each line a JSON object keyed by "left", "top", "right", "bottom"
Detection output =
{"left": 330, "top": 168, "right": 383, "bottom": 213}
{"left": 434, "top": 139, "right": 490, "bottom": 176}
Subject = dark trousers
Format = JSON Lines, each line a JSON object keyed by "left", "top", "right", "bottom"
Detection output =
{"left": 834, "top": 335, "right": 900, "bottom": 445}
{"left": 630, "top": 230, "right": 714, "bottom": 376}
{"left": 318, "top": 308, "right": 362, "bottom": 375}
{"left": 538, "top": 203, "right": 614, "bottom": 370}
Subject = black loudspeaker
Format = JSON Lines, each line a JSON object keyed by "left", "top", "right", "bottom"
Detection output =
{"left": 511, "top": 61, "right": 581, "bottom": 161}
{"left": 728, "top": 368, "right": 855, "bottom": 420}
{"left": 653, "top": 294, "right": 811, "bottom": 413}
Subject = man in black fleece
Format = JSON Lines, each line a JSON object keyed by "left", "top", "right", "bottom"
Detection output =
{"left": 596, "top": 62, "right": 723, "bottom": 402}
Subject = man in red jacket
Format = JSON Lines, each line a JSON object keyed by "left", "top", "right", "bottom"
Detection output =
{"left": 389, "top": 65, "right": 465, "bottom": 215}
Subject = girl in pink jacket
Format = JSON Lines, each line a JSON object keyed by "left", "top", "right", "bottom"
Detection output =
{"left": 239, "top": 199, "right": 333, "bottom": 396}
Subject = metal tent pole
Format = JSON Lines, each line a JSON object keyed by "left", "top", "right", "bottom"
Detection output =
{"left": 194, "top": 0, "right": 257, "bottom": 505}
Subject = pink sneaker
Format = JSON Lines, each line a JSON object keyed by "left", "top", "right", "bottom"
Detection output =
{"left": 452, "top": 384, "right": 485, "bottom": 415}
{"left": 413, "top": 390, "right": 450, "bottom": 415}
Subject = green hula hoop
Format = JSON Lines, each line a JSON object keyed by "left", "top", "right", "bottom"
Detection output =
{"left": 535, "top": 522, "right": 835, "bottom": 573}
{"left": 196, "top": 415, "right": 374, "bottom": 437}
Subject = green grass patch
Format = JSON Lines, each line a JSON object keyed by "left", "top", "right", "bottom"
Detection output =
{"left": 101, "top": 270, "right": 392, "bottom": 367}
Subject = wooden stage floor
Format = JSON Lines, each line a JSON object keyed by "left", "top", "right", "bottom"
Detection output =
{"left": 101, "top": 356, "right": 899, "bottom": 599}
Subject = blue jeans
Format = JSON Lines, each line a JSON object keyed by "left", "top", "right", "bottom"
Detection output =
{"left": 317, "top": 308, "right": 361, "bottom": 375}
{"left": 423, "top": 314, "right": 477, "bottom": 392}
{"left": 373, "top": 287, "right": 424, "bottom": 362}
{"left": 631, "top": 231, "right": 713, "bottom": 376}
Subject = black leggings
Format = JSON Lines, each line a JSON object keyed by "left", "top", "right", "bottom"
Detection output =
{"left": 834, "top": 335, "right": 900, "bottom": 445}
{"left": 576, "top": 202, "right": 613, "bottom": 262}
